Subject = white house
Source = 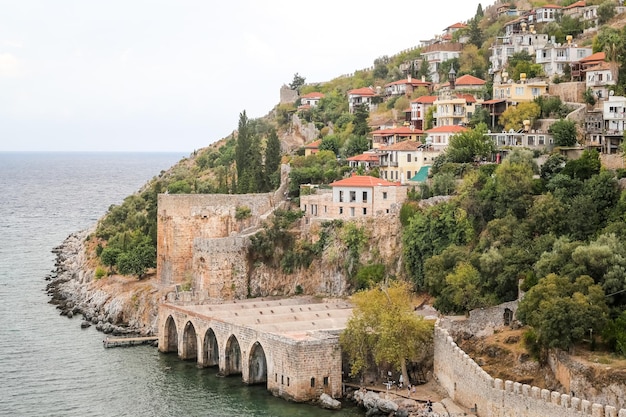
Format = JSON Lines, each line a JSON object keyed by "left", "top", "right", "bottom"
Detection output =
{"left": 535, "top": 41, "right": 592, "bottom": 78}
{"left": 424, "top": 125, "right": 468, "bottom": 152}
{"left": 348, "top": 87, "right": 378, "bottom": 113}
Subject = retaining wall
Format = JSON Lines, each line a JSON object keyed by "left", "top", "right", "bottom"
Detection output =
{"left": 434, "top": 325, "right": 626, "bottom": 417}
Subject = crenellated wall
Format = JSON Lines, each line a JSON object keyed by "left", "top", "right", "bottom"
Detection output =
{"left": 434, "top": 325, "right": 626, "bottom": 417}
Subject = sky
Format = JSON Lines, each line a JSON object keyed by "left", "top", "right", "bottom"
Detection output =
{"left": 0, "top": 1, "right": 483, "bottom": 152}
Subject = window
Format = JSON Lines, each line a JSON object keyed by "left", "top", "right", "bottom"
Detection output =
{"left": 407, "top": 171, "right": 411, "bottom": 179}
{"left": 287, "top": 377, "right": 290, "bottom": 386}
{"left": 339, "top": 190, "right": 344, "bottom": 202}
{"left": 350, "top": 207, "right": 355, "bottom": 217}
{"left": 324, "top": 377, "right": 329, "bottom": 386}
{"left": 538, "top": 136, "right": 545, "bottom": 145}
{"left": 362, "top": 191, "right": 368, "bottom": 202}
{"left": 281, "top": 375, "right": 284, "bottom": 385}
{"left": 363, "top": 208, "right": 367, "bottom": 215}
{"left": 527, "top": 135, "right": 535, "bottom": 145}
{"left": 350, "top": 191, "right": 356, "bottom": 202}
{"left": 339, "top": 207, "right": 343, "bottom": 214}
{"left": 407, "top": 154, "right": 412, "bottom": 162}
{"left": 382, "top": 192, "right": 388, "bottom": 199}
{"left": 516, "top": 87, "right": 524, "bottom": 95}
{"left": 311, "top": 378, "right": 315, "bottom": 388}
{"left": 531, "top": 88, "right": 540, "bottom": 97}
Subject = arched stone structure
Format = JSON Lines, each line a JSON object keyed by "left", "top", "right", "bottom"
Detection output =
{"left": 248, "top": 342, "right": 267, "bottom": 385}
{"left": 163, "top": 315, "right": 178, "bottom": 353}
{"left": 224, "top": 335, "right": 242, "bottom": 376}
{"left": 158, "top": 299, "right": 350, "bottom": 402}
{"left": 202, "top": 328, "right": 219, "bottom": 367}
{"left": 181, "top": 321, "right": 197, "bottom": 360}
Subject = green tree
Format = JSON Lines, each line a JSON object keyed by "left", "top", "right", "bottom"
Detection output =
{"left": 353, "top": 103, "right": 371, "bottom": 137}
{"left": 517, "top": 274, "right": 608, "bottom": 350}
{"left": 499, "top": 102, "right": 540, "bottom": 131}
{"left": 340, "top": 281, "right": 434, "bottom": 384}
{"left": 549, "top": 119, "right": 578, "bottom": 147}
{"left": 373, "top": 56, "right": 390, "bottom": 79}
{"left": 435, "top": 262, "right": 487, "bottom": 314}
{"left": 598, "top": 0, "right": 617, "bottom": 25}
{"left": 264, "top": 129, "right": 281, "bottom": 190}
{"left": 289, "top": 73, "right": 306, "bottom": 92}
{"left": 446, "top": 123, "right": 495, "bottom": 163}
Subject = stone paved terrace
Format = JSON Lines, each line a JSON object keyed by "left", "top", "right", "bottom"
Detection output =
{"left": 174, "top": 296, "right": 353, "bottom": 340}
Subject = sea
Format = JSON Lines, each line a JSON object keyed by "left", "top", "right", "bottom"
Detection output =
{"left": 0, "top": 152, "right": 363, "bottom": 417}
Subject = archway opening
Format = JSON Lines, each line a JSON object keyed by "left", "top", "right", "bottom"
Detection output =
{"left": 202, "top": 328, "right": 219, "bottom": 367}
{"left": 164, "top": 315, "right": 178, "bottom": 353}
{"left": 182, "top": 321, "right": 197, "bottom": 360}
{"left": 248, "top": 341, "right": 267, "bottom": 385}
{"left": 224, "top": 335, "right": 242, "bottom": 376}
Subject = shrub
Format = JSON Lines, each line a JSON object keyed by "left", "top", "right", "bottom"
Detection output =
{"left": 95, "top": 267, "right": 107, "bottom": 280}
{"left": 235, "top": 205, "right": 252, "bottom": 220}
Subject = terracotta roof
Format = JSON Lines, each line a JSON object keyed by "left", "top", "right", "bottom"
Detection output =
{"left": 379, "top": 141, "right": 423, "bottom": 151}
{"left": 585, "top": 62, "right": 616, "bottom": 72}
{"left": 300, "top": 92, "right": 324, "bottom": 99}
{"left": 330, "top": 175, "right": 400, "bottom": 188}
{"left": 446, "top": 22, "right": 467, "bottom": 30}
{"left": 426, "top": 125, "right": 468, "bottom": 134}
{"left": 579, "top": 51, "right": 605, "bottom": 63}
{"left": 538, "top": 4, "right": 562, "bottom": 9}
{"left": 564, "top": 1, "right": 585, "bottom": 9}
{"left": 304, "top": 139, "right": 322, "bottom": 149}
{"left": 412, "top": 95, "right": 438, "bottom": 104}
{"left": 455, "top": 74, "right": 486, "bottom": 86}
{"left": 384, "top": 78, "right": 431, "bottom": 87}
{"left": 348, "top": 87, "right": 377, "bottom": 96}
{"left": 371, "top": 127, "right": 424, "bottom": 136}
{"left": 347, "top": 153, "right": 379, "bottom": 162}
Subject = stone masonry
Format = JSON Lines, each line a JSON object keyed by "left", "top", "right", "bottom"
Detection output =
{"left": 158, "top": 297, "right": 351, "bottom": 402}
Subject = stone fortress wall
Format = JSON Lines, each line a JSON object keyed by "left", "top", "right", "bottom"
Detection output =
{"left": 434, "top": 319, "right": 626, "bottom": 417}
{"left": 157, "top": 166, "right": 290, "bottom": 299}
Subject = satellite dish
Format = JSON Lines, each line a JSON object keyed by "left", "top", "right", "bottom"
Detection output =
{"left": 610, "top": 90, "right": 615, "bottom": 96}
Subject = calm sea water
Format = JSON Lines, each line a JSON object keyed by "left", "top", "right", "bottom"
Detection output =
{"left": 0, "top": 152, "right": 362, "bottom": 417}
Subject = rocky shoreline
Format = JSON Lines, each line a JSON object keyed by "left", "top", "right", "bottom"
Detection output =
{"left": 45, "top": 228, "right": 162, "bottom": 337}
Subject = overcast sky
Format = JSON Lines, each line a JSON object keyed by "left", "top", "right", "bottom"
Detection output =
{"left": 0, "top": 1, "right": 483, "bottom": 152}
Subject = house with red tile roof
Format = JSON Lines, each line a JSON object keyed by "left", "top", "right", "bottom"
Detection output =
{"left": 370, "top": 126, "right": 424, "bottom": 149}
{"left": 533, "top": 4, "right": 562, "bottom": 23}
{"left": 434, "top": 92, "right": 481, "bottom": 128}
{"left": 304, "top": 139, "right": 322, "bottom": 157}
{"left": 376, "top": 140, "right": 440, "bottom": 184}
{"left": 424, "top": 125, "right": 468, "bottom": 151}
{"left": 410, "top": 96, "right": 438, "bottom": 130}
{"left": 585, "top": 61, "right": 619, "bottom": 101}
{"left": 299, "top": 174, "right": 407, "bottom": 222}
{"left": 440, "top": 74, "right": 486, "bottom": 92}
{"left": 571, "top": 51, "right": 606, "bottom": 81}
{"left": 384, "top": 76, "right": 432, "bottom": 98}
{"left": 419, "top": 42, "right": 464, "bottom": 84}
{"left": 298, "top": 92, "right": 324, "bottom": 110}
{"left": 348, "top": 87, "right": 378, "bottom": 113}
{"left": 347, "top": 153, "right": 380, "bottom": 170}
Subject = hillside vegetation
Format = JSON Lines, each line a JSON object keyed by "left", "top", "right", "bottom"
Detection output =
{"left": 90, "top": 0, "right": 626, "bottom": 358}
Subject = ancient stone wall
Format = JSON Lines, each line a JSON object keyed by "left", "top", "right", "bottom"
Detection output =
{"left": 549, "top": 82, "right": 587, "bottom": 104}
{"left": 438, "top": 301, "right": 519, "bottom": 338}
{"left": 434, "top": 325, "right": 626, "bottom": 417}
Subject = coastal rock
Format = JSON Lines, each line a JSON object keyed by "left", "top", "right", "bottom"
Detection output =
{"left": 319, "top": 393, "right": 341, "bottom": 410}
{"left": 376, "top": 397, "right": 398, "bottom": 414}
{"left": 80, "top": 321, "right": 91, "bottom": 329}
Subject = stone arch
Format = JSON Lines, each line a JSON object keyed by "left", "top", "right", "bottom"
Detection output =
{"left": 224, "top": 334, "right": 242, "bottom": 376}
{"left": 181, "top": 321, "right": 197, "bottom": 360}
{"left": 202, "top": 328, "right": 219, "bottom": 367}
{"left": 163, "top": 315, "right": 178, "bottom": 353}
{"left": 247, "top": 341, "right": 267, "bottom": 385}
{"left": 504, "top": 308, "right": 513, "bottom": 326}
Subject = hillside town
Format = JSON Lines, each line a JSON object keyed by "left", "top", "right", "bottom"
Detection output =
{"left": 288, "top": 0, "right": 626, "bottom": 227}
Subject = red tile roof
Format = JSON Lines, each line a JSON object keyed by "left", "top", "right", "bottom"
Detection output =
{"left": 347, "top": 153, "right": 379, "bottom": 162}
{"left": 564, "top": 1, "right": 585, "bottom": 9}
{"left": 412, "top": 95, "right": 438, "bottom": 104}
{"left": 379, "top": 141, "right": 423, "bottom": 151}
{"left": 455, "top": 74, "right": 486, "bottom": 86}
{"left": 426, "top": 125, "right": 468, "bottom": 134}
{"left": 539, "top": 4, "right": 562, "bottom": 8}
{"left": 482, "top": 99, "right": 506, "bottom": 105}
{"left": 300, "top": 92, "right": 325, "bottom": 99}
{"left": 330, "top": 175, "right": 400, "bottom": 188}
{"left": 348, "top": 87, "right": 377, "bottom": 96}
{"left": 371, "top": 127, "right": 424, "bottom": 136}
{"left": 446, "top": 22, "right": 467, "bottom": 30}
{"left": 304, "top": 139, "right": 322, "bottom": 149}
{"left": 579, "top": 51, "right": 605, "bottom": 63}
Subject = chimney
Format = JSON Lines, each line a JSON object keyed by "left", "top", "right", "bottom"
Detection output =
{"left": 408, "top": 74, "right": 412, "bottom": 82}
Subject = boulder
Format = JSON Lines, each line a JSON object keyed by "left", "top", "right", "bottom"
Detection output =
{"left": 362, "top": 391, "right": 380, "bottom": 410}
{"left": 376, "top": 397, "right": 398, "bottom": 414}
{"left": 319, "top": 393, "right": 341, "bottom": 410}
